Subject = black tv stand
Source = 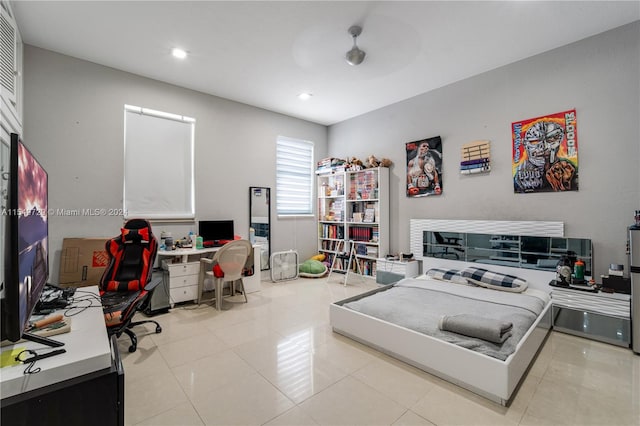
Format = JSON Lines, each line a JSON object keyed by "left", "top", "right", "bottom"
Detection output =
{"left": 21, "top": 332, "right": 65, "bottom": 348}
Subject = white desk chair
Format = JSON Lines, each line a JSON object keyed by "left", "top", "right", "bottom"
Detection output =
{"left": 198, "top": 240, "right": 252, "bottom": 310}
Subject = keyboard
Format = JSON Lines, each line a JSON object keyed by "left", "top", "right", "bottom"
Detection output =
{"left": 101, "top": 291, "right": 141, "bottom": 314}
{"left": 203, "top": 240, "right": 224, "bottom": 248}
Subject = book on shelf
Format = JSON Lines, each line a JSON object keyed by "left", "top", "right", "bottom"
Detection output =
{"left": 321, "top": 240, "right": 340, "bottom": 251}
{"left": 366, "top": 246, "right": 379, "bottom": 257}
{"left": 349, "top": 226, "right": 373, "bottom": 242}
{"left": 358, "top": 259, "right": 377, "bottom": 276}
{"left": 363, "top": 208, "right": 375, "bottom": 223}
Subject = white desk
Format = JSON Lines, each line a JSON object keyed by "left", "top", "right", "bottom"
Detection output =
{"left": 157, "top": 244, "right": 261, "bottom": 306}
{"left": 157, "top": 246, "right": 219, "bottom": 263}
{"left": 1, "top": 286, "right": 112, "bottom": 399}
{"left": 1, "top": 286, "right": 123, "bottom": 426}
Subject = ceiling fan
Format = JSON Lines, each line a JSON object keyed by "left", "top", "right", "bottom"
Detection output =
{"left": 346, "top": 25, "right": 366, "bottom": 66}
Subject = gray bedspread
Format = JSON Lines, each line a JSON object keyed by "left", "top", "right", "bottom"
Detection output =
{"left": 342, "top": 277, "right": 548, "bottom": 361}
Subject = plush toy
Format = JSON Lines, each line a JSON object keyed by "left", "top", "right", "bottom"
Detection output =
{"left": 366, "top": 155, "right": 380, "bottom": 168}
{"left": 299, "top": 259, "right": 328, "bottom": 278}
{"left": 380, "top": 158, "right": 393, "bottom": 167}
{"left": 347, "top": 157, "right": 363, "bottom": 171}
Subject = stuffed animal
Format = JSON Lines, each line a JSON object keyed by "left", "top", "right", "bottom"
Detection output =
{"left": 347, "top": 157, "right": 363, "bottom": 171}
{"left": 299, "top": 258, "right": 328, "bottom": 278}
{"left": 366, "top": 155, "right": 380, "bottom": 168}
{"left": 380, "top": 158, "right": 393, "bottom": 167}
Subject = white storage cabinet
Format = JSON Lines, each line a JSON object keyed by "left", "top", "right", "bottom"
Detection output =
{"left": 165, "top": 261, "right": 201, "bottom": 306}
{"left": 375, "top": 258, "right": 421, "bottom": 284}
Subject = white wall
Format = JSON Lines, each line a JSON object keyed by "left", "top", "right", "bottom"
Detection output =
{"left": 21, "top": 21, "right": 640, "bottom": 282}
{"left": 22, "top": 46, "right": 327, "bottom": 284}
{"left": 328, "top": 22, "right": 640, "bottom": 277}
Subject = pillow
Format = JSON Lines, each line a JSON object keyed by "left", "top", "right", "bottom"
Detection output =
{"left": 121, "top": 227, "right": 150, "bottom": 243}
{"left": 460, "top": 267, "right": 528, "bottom": 292}
{"left": 299, "top": 259, "right": 328, "bottom": 278}
{"left": 425, "top": 268, "right": 470, "bottom": 285}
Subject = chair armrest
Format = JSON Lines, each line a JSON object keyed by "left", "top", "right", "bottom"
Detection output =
{"left": 146, "top": 275, "right": 163, "bottom": 292}
{"left": 199, "top": 257, "right": 217, "bottom": 280}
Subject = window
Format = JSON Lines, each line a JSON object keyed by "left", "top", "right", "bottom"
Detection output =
{"left": 276, "top": 136, "right": 314, "bottom": 216}
{"left": 124, "top": 105, "right": 195, "bottom": 220}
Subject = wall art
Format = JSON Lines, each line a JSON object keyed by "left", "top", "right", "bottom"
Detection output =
{"left": 406, "top": 136, "right": 442, "bottom": 197}
{"left": 512, "top": 109, "right": 578, "bottom": 193}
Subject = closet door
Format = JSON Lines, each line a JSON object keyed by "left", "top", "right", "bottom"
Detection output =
{"left": 1, "top": 0, "right": 23, "bottom": 140}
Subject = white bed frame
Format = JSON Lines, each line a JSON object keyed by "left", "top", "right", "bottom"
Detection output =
{"left": 330, "top": 219, "right": 561, "bottom": 405}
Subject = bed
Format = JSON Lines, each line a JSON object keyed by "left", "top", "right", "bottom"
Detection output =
{"left": 330, "top": 219, "right": 559, "bottom": 406}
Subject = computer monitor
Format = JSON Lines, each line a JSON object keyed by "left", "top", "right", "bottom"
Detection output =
{"left": 1, "top": 133, "right": 61, "bottom": 347}
{"left": 198, "top": 220, "right": 234, "bottom": 243}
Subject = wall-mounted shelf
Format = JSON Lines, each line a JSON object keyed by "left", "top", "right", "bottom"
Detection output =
{"left": 460, "top": 140, "right": 491, "bottom": 175}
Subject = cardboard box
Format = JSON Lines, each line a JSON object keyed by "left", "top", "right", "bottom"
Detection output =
{"left": 59, "top": 238, "right": 110, "bottom": 288}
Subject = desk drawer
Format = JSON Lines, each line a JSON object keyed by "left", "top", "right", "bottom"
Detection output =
{"left": 166, "top": 262, "right": 200, "bottom": 278}
{"left": 170, "top": 285, "right": 198, "bottom": 304}
{"left": 169, "top": 273, "right": 198, "bottom": 289}
{"left": 551, "top": 290, "right": 630, "bottom": 319}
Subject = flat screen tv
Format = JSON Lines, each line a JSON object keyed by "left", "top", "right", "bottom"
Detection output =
{"left": 198, "top": 220, "right": 234, "bottom": 243}
{"left": 1, "top": 134, "right": 61, "bottom": 346}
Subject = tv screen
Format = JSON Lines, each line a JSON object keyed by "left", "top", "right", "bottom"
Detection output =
{"left": 1, "top": 134, "right": 49, "bottom": 343}
{"left": 198, "top": 220, "right": 234, "bottom": 242}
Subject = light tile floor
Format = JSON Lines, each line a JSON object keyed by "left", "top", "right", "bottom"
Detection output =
{"left": 120, "top": 275, "right": 640, "bottom": 426}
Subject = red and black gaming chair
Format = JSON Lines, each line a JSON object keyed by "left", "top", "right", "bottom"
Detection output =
{"left": 100, "top": 218, "right": 162, "bottom": 353}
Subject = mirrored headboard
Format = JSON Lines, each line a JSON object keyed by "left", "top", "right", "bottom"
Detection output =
{"left": 410, "top": 219, "right": 592, "bottom": 277}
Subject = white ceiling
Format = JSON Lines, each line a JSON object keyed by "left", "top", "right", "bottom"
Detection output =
{"left": 12, "top": 1, "right": 640, "bottom": 126}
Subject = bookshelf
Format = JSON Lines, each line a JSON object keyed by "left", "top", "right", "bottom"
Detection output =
{"left": 317, "top": 167, "right": 389, "bottom": 279}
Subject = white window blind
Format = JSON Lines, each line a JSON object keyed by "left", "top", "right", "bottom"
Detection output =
{"left": 124, "top": 105, "right": 195, "bottom": 220}
{"left": 276, "top": 136, "right": 314, "bottom": 216}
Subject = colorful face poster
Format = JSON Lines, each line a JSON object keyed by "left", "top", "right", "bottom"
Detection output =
{"left": 512, "top": 109, "right": 578, "bottom": 193}
{"left": 406, "top": 136, "right": 442, "bottom": 197}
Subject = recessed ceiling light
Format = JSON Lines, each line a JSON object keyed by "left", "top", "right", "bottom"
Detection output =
{"left": 298, "top": 92, "right": 313, "bottom": 100}
{"left": 172, "top": 48, "right": 187, "bottom": 59}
